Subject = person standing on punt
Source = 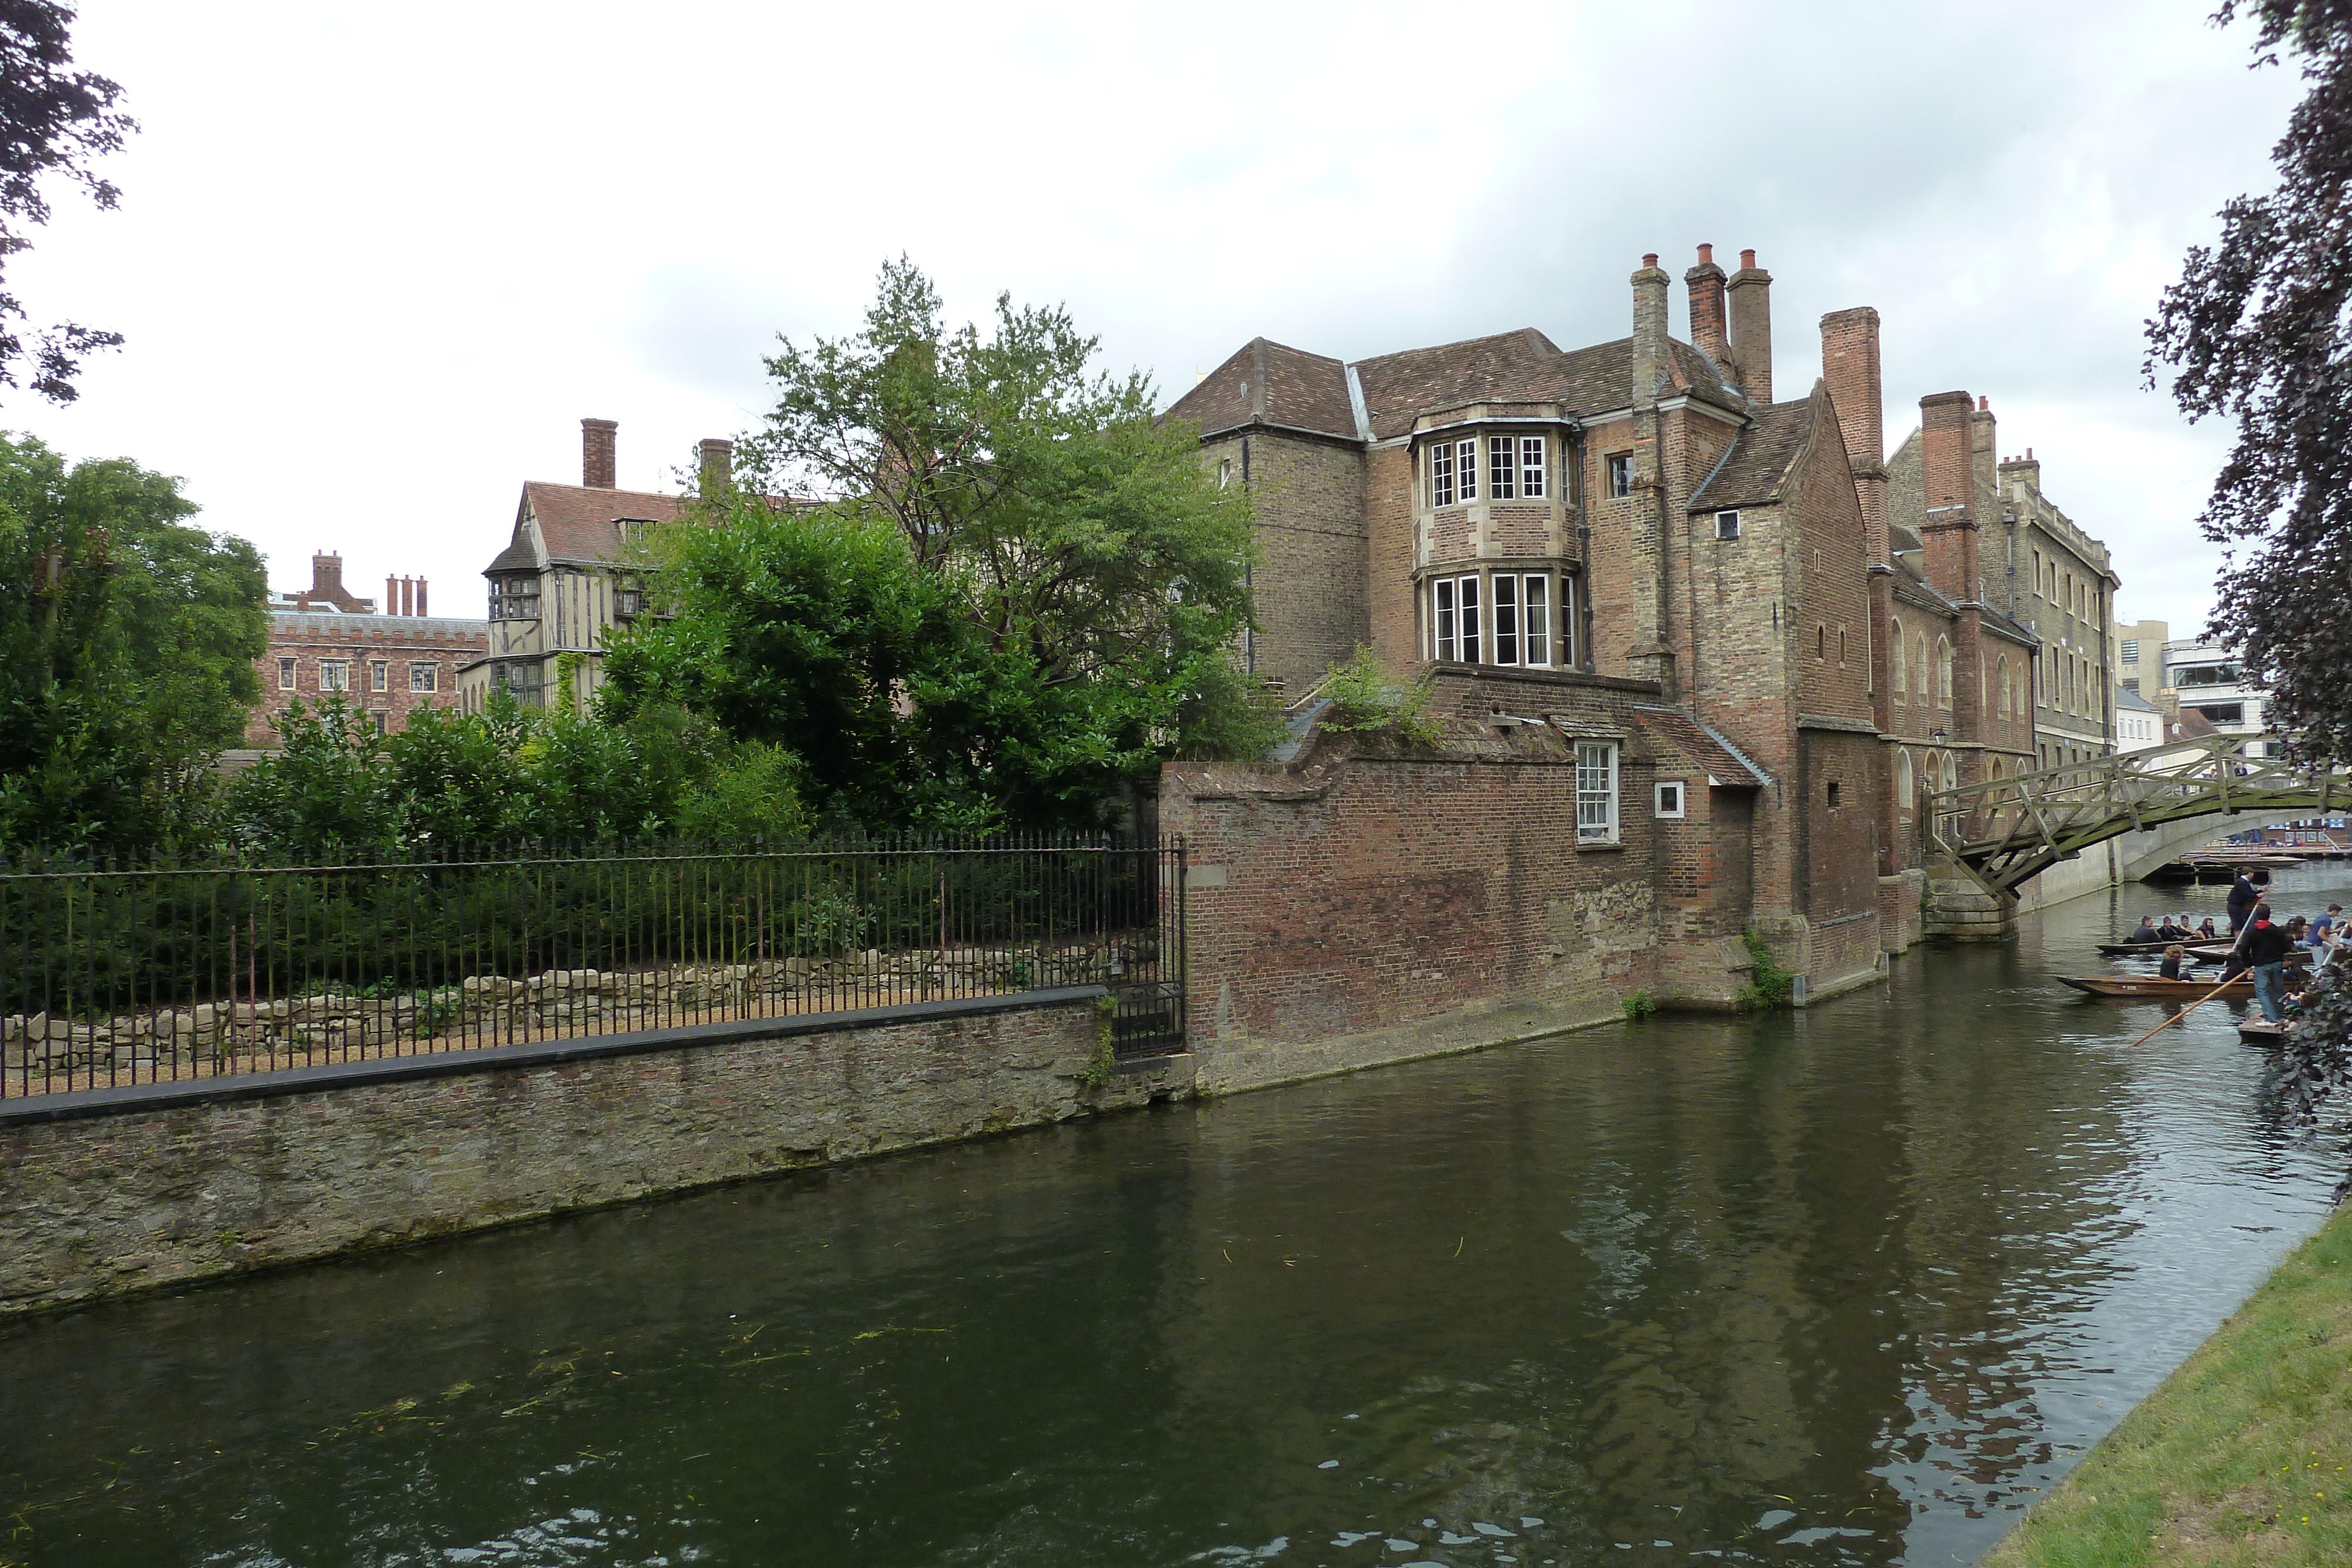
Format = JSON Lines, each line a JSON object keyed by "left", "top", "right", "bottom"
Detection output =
{"left": 2228, "top": 868, "right": 2263, "bottom": 935}
{"left": 2308, "top": 902, "right": 2342, "bottom": 955}
{"left": 2245, "top": 902, "right": 2294, "bottom": 1024}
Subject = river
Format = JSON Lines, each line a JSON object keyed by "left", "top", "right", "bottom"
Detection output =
{"left": 2, "top": 867, "right": 2346, "bottom": 1567}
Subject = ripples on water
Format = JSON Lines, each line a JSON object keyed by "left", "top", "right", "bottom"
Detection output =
{"left": 2, "top": 871, "right": 2346, "bottom": 1567}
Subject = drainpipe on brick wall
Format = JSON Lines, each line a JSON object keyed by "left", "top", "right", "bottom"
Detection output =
{"left": 1571, "top": 427, "right": 1595, "bottom": 671}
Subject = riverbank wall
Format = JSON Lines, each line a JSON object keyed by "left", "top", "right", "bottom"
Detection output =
{"left": 0, "top": 988, "right": 1192, "bottom": 1316}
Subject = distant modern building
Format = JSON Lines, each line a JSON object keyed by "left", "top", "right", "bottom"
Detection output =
{"left": 459, "top": 419, "right": 732, "bottom": 713}
{"left": 245, "top": 553, "right": 487, "bottom": 745}
{"left": 2112, "top": 614, "right": 2169, "bottom": 698}
{"left": 2164, "top": 637, "right": 2273, "bottom": 757}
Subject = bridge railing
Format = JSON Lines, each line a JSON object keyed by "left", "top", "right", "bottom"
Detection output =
{"left": 1923, "top": 734, "right": 2346, "bottom": 899}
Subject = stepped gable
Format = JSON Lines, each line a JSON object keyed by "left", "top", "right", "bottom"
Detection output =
{"left": 1165, "top": 337, "right": 1355, "bottom": 441}
{"left": 489, "top": 483, "right": 684, "bottom": 572}
{"left": 1686, "top": 393, "right": 1819, "bottom": 512}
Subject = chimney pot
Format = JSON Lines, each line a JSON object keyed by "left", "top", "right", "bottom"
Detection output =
{"left": 1978, "top": 395, "right": 1989, "bottom": 412}
{"left": 387, "top": 574, "right": 398, "bottom": 615}
{"left": 1740, "top": 249, "right": 1756, "bottom": 269}
{"left": 1696, "top": 242, "right": 1713, "bottom": 264}
{"left": 2027, "top": 446, "right": 2034, "bottom": 460}
{"left": 582, "top": 417, "right": 618, "bottom": 490}
{"left": 1642, "top": 252, "right": 1659, "bottom": 267}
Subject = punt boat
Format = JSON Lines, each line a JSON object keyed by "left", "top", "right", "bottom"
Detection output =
{"left": 2057, "top": 974, "right": 2256, "bottom": 999}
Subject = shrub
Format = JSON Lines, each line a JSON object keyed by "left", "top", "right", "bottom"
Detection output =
{"left": 1317, "top": 646, "right": 1443, "bottom": 747}
{"left": 1739, "top": 928, "right": 1795, "bottom": 1009}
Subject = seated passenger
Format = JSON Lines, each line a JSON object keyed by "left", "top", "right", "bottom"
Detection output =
{"left": 2127, "top": 916, "right": 2164, "bottom": 944}
{"left": 2160, "top": 944, "right": 2186, "bottom": 981}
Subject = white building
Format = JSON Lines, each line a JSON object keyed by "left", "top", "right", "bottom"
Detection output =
{"left": 2114, "top": 685, "right": 2163, "bottom": 751}
{"left": 2165, "top": 638, "right": 2273, "bottom": 756}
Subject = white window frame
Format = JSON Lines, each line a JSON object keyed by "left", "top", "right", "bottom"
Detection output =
{"left": 1431, "top": 574, "right": 1483, "bottom": 663}
{"left": 1429, "top": 442, "right": 1455, "bottom": 509}
{"left": 1488, "top": 435, "right": 1515, "bottom": 500}
{"left": 1715, "top": 509, "right": 1742, "bottom": 540}
{"left": 1606, "top": 453, "right": 1632, "bottom": 499}
{"left": 1492, "top": 573, "right": 1520, "bottom": 666}
{"left": 1523, "top": 574, "right": 1552, "bottom": 668}
{"left": 410, "top": 663, "right": 438, "bottom": 693}
{"left": 1456, "top": 438, "right": 1478, "bottom": 502}
{"left": 277, "top": 657, "right": 296, "bottom": 691}
{"left": 1653, "top": 780, "right": 1686, "bottom": 819}
{"left": 370, "top": 660, "right": 389, "bottom": 693}
{"left": 320, "top": 660, "right": 349, "bottom": 693}
{"left": 1577, "top": 741, "right": 1620, "bottom": 843}
{"left": 1520, "top": 436, "right": 1546, "bottom": 499}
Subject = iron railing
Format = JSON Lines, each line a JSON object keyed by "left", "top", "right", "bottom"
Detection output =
{"left": 0, "top": 837, "right": 1187, "bottom": 1098}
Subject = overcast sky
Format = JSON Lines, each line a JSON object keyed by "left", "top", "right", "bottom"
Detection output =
{"left": 9, "top": 1, "right": 2301, "bottom": 636}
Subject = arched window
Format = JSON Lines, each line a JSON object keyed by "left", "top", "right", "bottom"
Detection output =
{"left": 1996, "top": 656, "right": 2010, "bottom": 717}
{"left": 1917, "top": 632, "right": 1930, "bottom": 700}
{"left": 1898, "top": 749, "right": 1915, "bottom": 808}
{"left": 1943, "top": 753, "right": 1959, "bottom": 791}
{"left": 1937, "top": 636, "right": 1954, "bottom": 706}
{"left": 1892, "top": 626, "right": 1907, "bottom": 697}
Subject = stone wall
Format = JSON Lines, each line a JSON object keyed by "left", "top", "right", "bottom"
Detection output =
{"left": 0, "top": 988, "right": 1186, "bottom": 1315}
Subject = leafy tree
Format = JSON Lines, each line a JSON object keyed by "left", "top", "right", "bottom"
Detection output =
{"left": 2147, "top": 1, "right": 2352, "bottom": 763}
{"left": 610, "top": 258, "right": 1267, "bottom": 831}
{"left": 1, "top": 1, "right": 135, "bottom": 403}
{"left": 0, "top": 432, "right": 266, "bottom": 847}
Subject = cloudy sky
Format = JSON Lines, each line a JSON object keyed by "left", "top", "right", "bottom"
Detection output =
{"left": 9, "top": 1, "right": 2301, "bottom": 635}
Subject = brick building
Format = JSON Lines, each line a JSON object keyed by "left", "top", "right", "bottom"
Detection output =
{"left": 245, "top": 553, "right": 488, "bottom": 745}
{"left": 460, "top": 420, "right": 734, "bottom": 713}
{"left": 1162, "top": 246, "right": 2040, "bottom": 1015}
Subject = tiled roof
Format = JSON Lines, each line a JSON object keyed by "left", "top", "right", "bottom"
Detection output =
{"left": 1687, "top": 394, "right": 1818, "bottom": 511}
{"left": 1631, "top": 705, "right": 1773, "bottom": 787}
{"left": 1168, "top": 329, "right": 1749, "bottom": 446}
{"left": 485, "top": 482, "right": 683, "bottom": 574}
{"left": 1163, "top": 338, "right": 1356, "bottom": 441}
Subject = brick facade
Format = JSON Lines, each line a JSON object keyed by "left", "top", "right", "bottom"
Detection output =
{"left": 246, "top": 613, "right": 490, "bottom": 745}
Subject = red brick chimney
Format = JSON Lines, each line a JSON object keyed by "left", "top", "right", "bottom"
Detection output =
{"left": 698, "top": 437, "right": 734, "bottom": 496}
{"left": 416, "top": 578, "right": 428, "bottom": 617}
{"left": 1920, "top": 391, "right": 1979, "bottom": 603}
{"left": 583, "top": 417, "right": 618, "bottom": 489}
{"left": 1726, "top": 249, "right": 1772, "bottom": 403}
{"left": 1632, "top": 253, "right": 1669, "bottom": 404}
{"left": 1820, "top": 306, "right": 1887, "bottom": 561}
{"left": 386, "top": 574, "right": 399, "bottom": 615}
{"left": 1685, "top": 244, "right": 1729, "bottom": 367}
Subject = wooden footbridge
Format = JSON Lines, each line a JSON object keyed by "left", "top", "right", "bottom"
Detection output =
{"left": 1926, "top": 733, "right": 2352, "bottom": 901}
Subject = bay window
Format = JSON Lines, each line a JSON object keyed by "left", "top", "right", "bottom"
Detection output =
{"left": 1430, "top": 443, "right": 1455, "bottom": 508}
{"left": 1485, "top": 434, "right": 1549, "bottom": 501}
{"left": 1428, "top": 571, "right": 1563, "bottom": 667}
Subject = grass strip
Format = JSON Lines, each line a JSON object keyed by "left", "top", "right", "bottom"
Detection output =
{"left": 1983, "top": 1202, "right": 2352, "bottom": 1566}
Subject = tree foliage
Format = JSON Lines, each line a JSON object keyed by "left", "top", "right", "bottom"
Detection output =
{"left": 0, "top": 432, "right": 266, "bottom": 847}
{"left": 2147, "top": 1, "right": 2352, "bottom": 763}
{"left": 222, "top": 695, "right": 808, "bottom": 859}
{"left": 0, "top": 1, "right": 134, "bottom": 403}
{"left": 606, "top": 258, "right": 1269, "bottom": 832}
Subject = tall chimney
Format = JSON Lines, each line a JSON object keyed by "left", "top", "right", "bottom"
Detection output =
{"left": 402, "top": 576, "right": 416, "bottom": 616}
{"left": 1920, "top": 392, "right": 1979, "bottom": 603}
{"left": 313, "top": 551, "right": 344, "bottom": 602}
{"left": 698, "top": 437, "right": 734, "bottom": 496}
{"left": 1632, "top": 254, "right": 1669, "bottom": 406}
{"left": 1820, "top": 306, "right": 1887, "bottom": 561}
{"left": 416, "top": 578, "right": 429, "bottom": 617}
{"left": 1685, "top": 244, "right": 1729, "bottom": 368}
{"left": 583, "top": 417, "right": 618, "bottom": 489}
{"left": 387, "top": 574, "right": 399, "bottom": 616}
{"left": 1726, "top": 248, "right": 1773, "bottom": 403}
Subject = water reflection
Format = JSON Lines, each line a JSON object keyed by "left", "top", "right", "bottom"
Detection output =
{"left": 1, "top": 870, "right": 2344, "bottom": 1566}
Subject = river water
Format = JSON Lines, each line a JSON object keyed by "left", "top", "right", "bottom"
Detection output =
{"left": 4, "top": 868, "right": 2347, "bottom": 1567}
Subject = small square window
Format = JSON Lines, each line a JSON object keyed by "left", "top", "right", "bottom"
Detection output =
{"left": 1606, "top": 453, "right": 1632, "bottom": 499}
{"left": 1715, "top": 510, "right": 1742, "bottom": 540}
{"left": 1827, "top": 781, "right": 1843, "bottom": 809}
{"left": 277, "top": 657, "right": 296, "bottom": 691}
{"left": 1654, "top": 781, "right": 1686, "bottom": 819}
{"left": 320, "top": 660, "right": 348, "bottom": 693}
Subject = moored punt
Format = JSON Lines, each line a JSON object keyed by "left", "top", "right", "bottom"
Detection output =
{"left": 2183, "top": 942, "right": 2310, "bottom": 967}
{"left": 2057, "top": 974, "right": 2257, "bottom": 999}
{"left": 2096, "top": 941, "right": 2216, "bottom": 959}
{"left": 2239, "top": 1018, "right": 2294, "bottom": 1045}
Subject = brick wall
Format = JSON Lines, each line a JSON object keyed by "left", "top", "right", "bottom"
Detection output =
{"left": 248, "top": 613, "right": 489, "bottom": 745}
{"left": 0, "top": 991, "right": 1175, "bottom": 1315}
{"left": 1203, "top": 432, "right": 1369, "bottom": 693}
{"left": 1366, "top": 444, "right": 1418, "bottom": 673}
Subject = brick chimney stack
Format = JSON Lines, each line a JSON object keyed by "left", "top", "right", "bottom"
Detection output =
{"left": 583, "top": 417, "right": 618, "bottom": 489}
{"left": 698, "top": 437, "right": 734, "bottom": 496}
{"left": 1819, "top": 306, "right": 1887, "bottom": 562}
{"left": 1920, "top": 391, "right": 1980, "bottom": 604}
{"left": 1726, "top": 248, "right": 1773, "bottom": 403}
{"left": 1627, "top": 253, "right": 1676, "bottom": 694}
{"left": 1685, "top": 244, "right": 1729, "bottom": 367}
{"left": 416, "top": 578, "right": 428, "bottom": 617}
{"left": 313, "top": 552, "right": 347, "bottom": 604}
{"left": 1632, "top": 254, "right": 1669, "bottom": 405}
{"left": 387, "top": 574, "right": 400, "bottom": 615}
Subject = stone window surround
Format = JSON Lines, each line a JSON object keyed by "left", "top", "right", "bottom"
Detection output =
{"left": 1415, "top": 560, "right": 1579, "bottom": 671}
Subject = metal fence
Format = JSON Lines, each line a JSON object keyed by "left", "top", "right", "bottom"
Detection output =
{"left": 0, "top": 837, "right": 1187, "bottom": 1098}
